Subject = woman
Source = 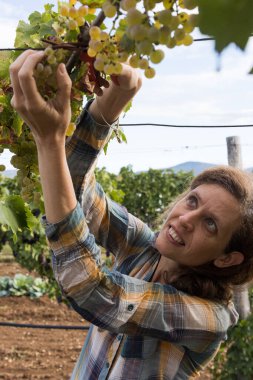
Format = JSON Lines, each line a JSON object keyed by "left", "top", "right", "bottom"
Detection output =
{"left": 10, "top": 50, "right": 253, "bottom": 379}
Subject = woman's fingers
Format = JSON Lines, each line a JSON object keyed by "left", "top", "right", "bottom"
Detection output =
{"left": 17, "top": 51, "right": 45, "bottom": 108}
{"left": 9, "top": 50, "right": 39, "bottom": 107}
{"left": 54, "top": 63, "right": 72, "bottom": 113}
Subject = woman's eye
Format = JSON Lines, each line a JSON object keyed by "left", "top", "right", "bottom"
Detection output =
{"left": 205, "top": 218, "right": 217, "bottom": 233}
{"left": 186, "top": 195, "right": 197, "bottom": 208}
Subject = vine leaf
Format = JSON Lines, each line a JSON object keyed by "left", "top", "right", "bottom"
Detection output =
{"left": 0, "top": 195, "right": 37, "bottom": 238}
{"left": 198, "top": 0, "right": 253, "bottom": 53}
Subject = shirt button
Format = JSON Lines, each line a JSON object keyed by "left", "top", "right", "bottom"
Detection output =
{"left": 127, "top": 304, "right": 134, "bottom": 311}
{"left": 106, "top": 362, "right": 110, "bottom": 368}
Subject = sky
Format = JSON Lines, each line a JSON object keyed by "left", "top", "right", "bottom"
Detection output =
{"left": 1, "top": 0, "right": 253, "bottom": 173}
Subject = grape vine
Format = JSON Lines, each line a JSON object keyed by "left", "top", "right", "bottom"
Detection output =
{"left": 0, "top": 0, "right": 199, "bottom": 216}
{"left": 1, "top": 0, "right": 252, "bottom": 232}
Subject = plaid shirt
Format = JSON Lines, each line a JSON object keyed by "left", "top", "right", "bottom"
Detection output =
{"left": 43, "top": 102, "right": 239, "bottom": 380}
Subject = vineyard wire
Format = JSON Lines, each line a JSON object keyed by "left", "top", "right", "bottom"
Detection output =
{"left": 0, "top": 321, "right": 89, "bottom": 330}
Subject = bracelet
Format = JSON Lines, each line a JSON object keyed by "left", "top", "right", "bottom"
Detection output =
{"left": 96, "top": 97, "right": 121, "bottom": 142}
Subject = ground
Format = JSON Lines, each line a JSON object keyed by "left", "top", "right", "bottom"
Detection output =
{"left": 0, "top": 261, "right": 212, "bottom": 380}
{"left": 0, "top": 262, "right": 87, "bottom": 380}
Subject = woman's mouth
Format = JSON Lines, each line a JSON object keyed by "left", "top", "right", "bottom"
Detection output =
{"left": 168, "top": 226, "right": 185, "bottom": 245}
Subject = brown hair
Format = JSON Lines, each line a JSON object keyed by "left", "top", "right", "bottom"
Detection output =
{"left": 166, "top": 166, "right": 253, "bottom": 303}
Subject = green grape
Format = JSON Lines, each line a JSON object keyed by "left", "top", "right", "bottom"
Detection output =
{"left": 147, "top": 26, "right": 160, "bottom": 43}
{"left": 103, "top": 2, "right": 117, "bottom": 18}
{"left": 170, "top": 15, "right": 180, "bottom": 30}
{"left": 136, "top": 40, "right": 153, "bottom": 55}
{"left": 144, "top": 0, "right": 156, "bottom": 11}
{"left": 166, "top": 36, "right": 176, "bottom": 48}
{"left": 76, "top": 16, "right": 85, "bottom": 26}
{"left": 129, "top": 54, "right": 140, "bottom": 68}
{"left": 182, "top": 0, "right": 198, "bottom": 10}
{"left": 183, "top": 20, "right": 195, "bottom": 33}
{"left": 159, "top": 26, "right": 171, "bottom": 44}
{"left": 150, "top": 49, "right": 165, "bottom": 64}
{"left": 89, "top": 40, "right": 103, "bottom": 52}
{"left": 144, "top": 67, "right": 155, "bottom": 78}
{"left": 188, "top": 13, "right": 199, "bottom": 27}
{"left": 94, "top": 58, "right": 105, "bottom": 71}
{"left": 139, "top": 57, "right": 149, "bottom": 69}
{"left": 120, "top": 0, "right": 137, "bottom": 11}
{"left": 104, "top": 63, "right": 115, "bottom": 75}
{"left": 128, "top": 25, "right": 147, "bottom": 41}
{"left": 100, "top": 31, "right": 109, "bottom": 41}
{"left": 114, "top": 62, "right": 123, "bottom": 74}
{"left": 174, "top": 27, "right": 185, "bottom": 42}
{"left": 89, "top": 26, "right": 101, "bottom": 40}
{"left": 156, "top": 10, "right": 172, "bottom": 26}
{"left": 59, "top": 4, "right": 69, "bottom": 17}
{"left": 69, "top": 6, "right": 78, "bottom": 19}
{"left": 54, "top": 24, "right": 65, "bottom": 36}
{"left": 45, "top": 46, "right": 54, "bottom": 56}
{"left": 163, "top": 0, "right": 174, "bottom": 10}
{"left": 118, "top": 51, "right": 129, "bottom": 62}
{"left": 178, "top": 12, "right": 189, "bottom": 24}
{"left": 47, "top": 54, "right": 57, "bottom": 65}
{"left": 68, "top": 19, "right": 78, "bottom": 30}
{"left": 36, "top": 62, "right": 44, "bottom": 74}
{"left": 182, "top": 33, "right": 193, "bottom": 46}
{"left": 126, "top": 8, "right": 144, "bottom": 26}
{"left": 78, "top": 5, "right": 89, "bottom": 16}
{"left": 87, "top": 47, "right": 97, "bottom": 57}
{"left": 43, "top": 65, "right": 53, "bottom": 77}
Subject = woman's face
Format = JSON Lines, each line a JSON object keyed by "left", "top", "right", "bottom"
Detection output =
{"left": 155, "top": 184, "right": 242, "bottom": 267}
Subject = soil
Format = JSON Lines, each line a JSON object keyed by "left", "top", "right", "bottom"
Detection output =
{"left": 0, "top": 262, "right": 212, "bottom": 380}
{"left": 0, "top": 262, "right": 87, "bottom": 380}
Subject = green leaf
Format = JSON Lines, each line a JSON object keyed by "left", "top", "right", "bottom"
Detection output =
{"left": 198, "top": 0, "right": 253, "bottom": 53}
{"left": 39, "top": 22, "right": 55, "bottom": 37}
{"left": 44, "top": 4, "right": 55, "bottom": 13}
{"left": 0, "top": 195, "right": 37, "bottom": 235}
{"left": 28, "top": 11, "right": 42, "bottom": 25}
{"left": 0, "top": 52, "right": 12, "bottom": 80}
{"left": 15, "top": 20, "right": 38, "bottom": 48}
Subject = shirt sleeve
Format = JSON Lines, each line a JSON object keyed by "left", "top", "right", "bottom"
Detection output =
{"left": 42, "top": 203, "right": 239, "bottom": 353}
{"left": 65, "top": 100, "right": 154, "bottom": 259}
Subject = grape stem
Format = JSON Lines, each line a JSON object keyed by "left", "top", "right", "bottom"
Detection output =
{"left": 41, "top": 38, "right": 84, "bottom": 50}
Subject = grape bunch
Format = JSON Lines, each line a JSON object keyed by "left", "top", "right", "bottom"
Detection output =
{"left": 84, "top": 0, "right": 199, "bottom": 78}
{"left": 0, "top": 0, "right": 199, "bottom": 211}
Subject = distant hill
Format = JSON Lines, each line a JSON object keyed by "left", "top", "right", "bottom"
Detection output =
{"left": 169, "top": 161, "right": 216, "bottom": 175}
{"left": 2, "top": 163, "right": 253, "bottom": 179}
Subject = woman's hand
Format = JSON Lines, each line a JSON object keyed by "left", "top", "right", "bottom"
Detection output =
{"left": 10, "top": 50, "right": 72, "bottom": 147}
{"left": 110, "top": 63, "right": 142, "bottom": 92}
{"left": 89, "top": 64, "right": 142, "bottom": 124}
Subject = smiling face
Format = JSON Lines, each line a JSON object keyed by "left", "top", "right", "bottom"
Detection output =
{"left": 155, "top": 184, "right": 242, "bottom": 267}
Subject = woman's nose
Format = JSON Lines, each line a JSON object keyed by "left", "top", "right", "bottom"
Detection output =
{"left": 178, "top": 211, "right": 197, "bottom": 231}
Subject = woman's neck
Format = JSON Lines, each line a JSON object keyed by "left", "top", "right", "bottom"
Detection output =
{"left": 152, "top": 256, "right": 183, "bottom": 284}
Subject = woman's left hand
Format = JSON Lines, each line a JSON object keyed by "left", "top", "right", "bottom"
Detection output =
{"left": 10, "top": 50, "right": 72, "bottom": 147}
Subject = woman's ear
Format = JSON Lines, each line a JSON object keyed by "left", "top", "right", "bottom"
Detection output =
{"left": 214, "top": 252, "right": 244, "bottom": 268}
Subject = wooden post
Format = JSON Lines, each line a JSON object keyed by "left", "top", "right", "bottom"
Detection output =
{"left": 226, "top": 136, "right": 251, "bottom": 319}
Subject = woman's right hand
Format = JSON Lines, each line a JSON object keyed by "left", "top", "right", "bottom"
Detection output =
{"left": 10, "top": 50, "right": 72, "bottom": 148}
{"left": 89, "top": 64, "right": 142, "bottom": 125}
